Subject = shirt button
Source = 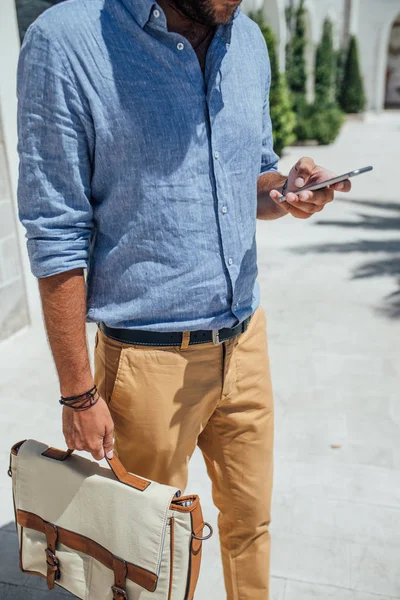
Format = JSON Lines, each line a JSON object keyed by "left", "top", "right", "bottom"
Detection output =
{"left": 228, "top": 258, "right": 233, "bottom": 266}
{"left": 214, "top": 151, "right": 220, "bottom": 159}
{"left": 222, "top": 206, "right": 227, "bottom": 214}
{"left": 177, "top": 42, "right": 185, "bottom": 51}
{"left": 153, "top": 9, "right": 160, "bottom": 17}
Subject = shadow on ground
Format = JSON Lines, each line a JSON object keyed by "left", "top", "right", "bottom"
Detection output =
{"left": 290, "top": 198, "right": 400, "bottom": 318}
{"left": 0, "top": 522, "right": 72, "bottom": 599}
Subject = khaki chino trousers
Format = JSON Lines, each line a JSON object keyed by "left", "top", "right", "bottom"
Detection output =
{"left": 94, "top": 307, "right": 274, "bottom": 600}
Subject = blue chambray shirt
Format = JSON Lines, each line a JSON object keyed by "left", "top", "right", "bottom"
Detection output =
{"left": 17, "top": 0, "right": 279, "bottom": 331}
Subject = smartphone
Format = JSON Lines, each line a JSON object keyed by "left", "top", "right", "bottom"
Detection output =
{"left": 278, "top": 165, "right": 373, "bottom": 202}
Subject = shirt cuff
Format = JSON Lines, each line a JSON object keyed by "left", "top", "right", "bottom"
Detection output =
{"left": 27, "top": 238, "right": 89, "bottom": 278}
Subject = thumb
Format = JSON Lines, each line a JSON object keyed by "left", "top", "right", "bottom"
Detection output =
{"left": 293, "top": 157, "right": 316, "bottom": 188}
{"left": 103, "top": 426, "right": 114, "bottom": 459}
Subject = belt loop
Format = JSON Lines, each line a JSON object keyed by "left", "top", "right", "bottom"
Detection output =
{"left": 180, "top": 331, "right": 190, "bottom": 350}
{"left": 212, "top": 330, "right": 223, "bottom": 345}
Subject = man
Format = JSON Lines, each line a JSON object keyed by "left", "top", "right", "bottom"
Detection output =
{"left": 17, "top": 0, "right": 350, "bottom": 598}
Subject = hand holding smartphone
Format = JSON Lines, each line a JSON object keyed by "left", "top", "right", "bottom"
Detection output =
{"left": 278, "top": 166, "right": 373, "bottom": 203}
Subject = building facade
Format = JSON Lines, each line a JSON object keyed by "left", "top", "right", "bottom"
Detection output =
{"left": 0, "top": 0, "right": 399, "bottom": 340}
{"left": 243, "top": 0, "right": 400, "bottom": 111}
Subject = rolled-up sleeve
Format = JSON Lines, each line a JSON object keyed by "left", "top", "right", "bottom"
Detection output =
{"left": 17, "top": 24, "right": 93, "bottom": 278}
{"left": 259, "top": 46, "right": 279, "bottom": 175}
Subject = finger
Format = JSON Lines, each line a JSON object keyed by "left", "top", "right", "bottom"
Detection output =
{"left": 274, "top": 193, "right": 315, "bottom": 218}
{"left": 297, "top": 191, "right": 314, "bottom": 203}
{"left": 103, "top": 425, "right": 115, "bottom": 460}
{"left": 286, "top": 198, "right": 323, "bottom": 215}
{"left": 284, "top": 192, "right": 301, "bottom": 205}
{"left": 315, "top": 189, "right": 334, "bottom": 204}
{"left": 269, "top": 189, "right": 291, "bottom": 212}
{"left": 330, "top": 179, "right": 352, "bottom": 193}
{"left": 64, "top": 437, "right": 75, "bottom": 450}
{"left": 269, "top": 189, "right": 315, "bottom": 216}
{"left": 302, "top": 189, "right": 334, "bottom": 206}
{"left": 286, "top": 205, "right": 313, "bottom": 219}
{"left": 294, "top": 157, "right": 316, "bottom": 188}
{"left": 91, "top": 443, "right": 105, "bottom": 461}
{"left": 276, "top": 191, "right": 304, "bottom": 211}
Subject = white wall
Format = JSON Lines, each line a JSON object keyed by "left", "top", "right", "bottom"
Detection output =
{"left": 0, "top": 0, "right": 42, "bottom": 330}
{"left": 355, "top": 0, "right": 400, "bottom": 111}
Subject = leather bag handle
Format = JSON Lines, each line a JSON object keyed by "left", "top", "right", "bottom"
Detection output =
{"left": 41, "top": 447, "right": 150, "bottom": 492}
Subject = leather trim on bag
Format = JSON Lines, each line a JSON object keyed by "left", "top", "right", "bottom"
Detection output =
{"left": 106, "top": 454, "right": 151, "bottom": 491}
{"left": 11, "top": 440, "right": 27, "bottom": 456}
{"left": 168, "top": 518, "right": 174, "bottom": 600}
{"left": 112, "top": 556, "right": 128, "bottom": 599}
{"left": 183, "top": 501, "right": 204, "bottom": 600}
{"left": 41, "top": 448, "right": 74, "bottom": 461}
{"left": 44, "top": 521, "right": 60, "bottom": 589}
{"left": 17, "top": 510, "right": 158, "bottom": 592}
{"left": 19, "top": 525, "right": 24, "bottom": 572}
{"left": 170, "top": 496, "right": 199, "bottom": 512}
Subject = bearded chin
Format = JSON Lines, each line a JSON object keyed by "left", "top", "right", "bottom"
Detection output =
{"left": 172, "top": 0, "right": 221, "bottom": 26}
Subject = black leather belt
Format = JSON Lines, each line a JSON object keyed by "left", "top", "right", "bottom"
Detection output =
{"left": 98, "top": 316, "right": 252, "bottom": 347}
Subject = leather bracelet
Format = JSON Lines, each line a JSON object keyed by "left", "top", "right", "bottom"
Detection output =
{"left": 60, "top": 385, "right": 100, "bottom": 411}
{"left": 61, "top": 385, "right": 97, "bottom": 402}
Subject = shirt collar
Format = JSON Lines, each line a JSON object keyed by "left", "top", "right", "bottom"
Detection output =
{"left": 232, "top": 6, "right": 241, "bottom": 20}
{"left": 118, "top": 0, "right": 156, "bottom": 29}
{"left": 119, "top": 0, "right": 241, "bottom": 30}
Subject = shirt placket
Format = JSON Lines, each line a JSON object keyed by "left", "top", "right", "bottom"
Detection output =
{"left": 205, "top": 30, "right": 241, "bottom": 319}
{"left": 146, "top": 13, "right": 240, "bottom": 320}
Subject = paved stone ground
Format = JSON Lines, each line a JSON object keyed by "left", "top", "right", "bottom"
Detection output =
{"left": 1, "top": 112, "right": 399, "bottom": 599}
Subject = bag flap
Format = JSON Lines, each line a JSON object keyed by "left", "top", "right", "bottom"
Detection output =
{"left": 13, "top": 439, "right": 179, "bottom": 581}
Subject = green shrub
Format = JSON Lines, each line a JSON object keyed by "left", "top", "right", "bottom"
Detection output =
{"left": 286, "top": 0, "right": 307, "bottom": 100}
{"left": 294, "top": 101, "right": 344, "bottom": 145}
{"left": 311, "top": 103, "right": 344, "bottom": 144}
{"left": 270, "top": 73, "right": 296, "bottom": 156}
{"left": 292, "top": 94, "right": 311, "bottom": 140}
{"left": 249, "top": 10, "right": 296, "bottom": 156}
{"left": 315, "top": 18, "right": 336, "bottom": 104}
{"left": 287, "top": 12, "right": 344, "bottom": 145}
{"left": 339, "top": 36, "right": 366, "bottom": 113}
{"left": 335, "top": 48, "right": 346, "bottom": 104}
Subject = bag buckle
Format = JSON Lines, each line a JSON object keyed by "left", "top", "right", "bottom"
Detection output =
{"left": 45, "top": 548, "right": 60, "bottom": 580}
{"left": 212, "top": 330, "right": 222, "bottom": 345}
{"left": 112, "top": 586, "right": 128, "bottom": 599}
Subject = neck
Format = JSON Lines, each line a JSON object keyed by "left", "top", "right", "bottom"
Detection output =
{"left": 156, "top": 0, "right": 211, "bottom": 37}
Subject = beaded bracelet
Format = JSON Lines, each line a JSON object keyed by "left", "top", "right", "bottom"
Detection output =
{"left": 59, "top": 385, "right": 100, "bottom": 411}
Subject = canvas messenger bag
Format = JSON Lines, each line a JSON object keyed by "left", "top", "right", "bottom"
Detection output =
{"left": 8, "top": 439, "right": 213, "bottom": 600}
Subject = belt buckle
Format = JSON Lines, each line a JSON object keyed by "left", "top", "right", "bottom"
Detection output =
{"left": 212, "top": 330, "right": 223, "bottom": 345}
